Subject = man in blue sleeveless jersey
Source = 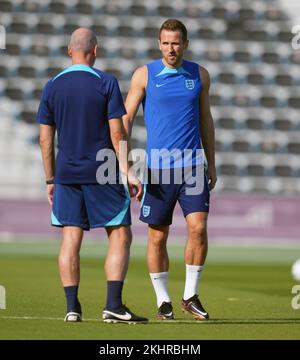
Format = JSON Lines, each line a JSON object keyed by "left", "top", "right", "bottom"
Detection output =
{"left": 124, "top": 19, "right": 217, "bottom": 320}
{"left": 37, "top": 28, "right": 147, "bottom": 324}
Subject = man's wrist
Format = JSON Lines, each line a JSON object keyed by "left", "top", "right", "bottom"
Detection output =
{"left": 46, "top": 179, "right": 54, "bottom": 185}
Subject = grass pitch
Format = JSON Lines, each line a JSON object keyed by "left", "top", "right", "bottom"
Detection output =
{"left": 0, "top": 240, "right": 300, "bottom": 340}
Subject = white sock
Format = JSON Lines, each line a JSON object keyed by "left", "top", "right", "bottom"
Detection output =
{"left": 149, "top": 272, "right": 171, "bottom": 307}
{"left": 183, "top": 264, "right": 204, "bottom": 301}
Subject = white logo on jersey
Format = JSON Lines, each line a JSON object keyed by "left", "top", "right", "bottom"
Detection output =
{"left": 185, "top": 79, "right": 195, "bottom": 90}
{"left": 156, "top": 83, "right": 167, "bottom": 88}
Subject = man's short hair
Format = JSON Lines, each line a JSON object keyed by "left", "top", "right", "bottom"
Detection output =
{"left": 159, "top": 19, "right": 188, "bottom": 43}
{"left": 69, "top": 28, "right": 97, "bottom": 54}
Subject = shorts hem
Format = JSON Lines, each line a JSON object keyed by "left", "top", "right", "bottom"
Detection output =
{"left": 139, "top": 217, "right": 172, "bottom": 226}
{"left": 51, "top": 222, "right": 90, "bottom": 231}
{"left": 90, "top": 222, "right": 132, "bottom": 229}
{"left": 183, "top": 209, "right": 209, "bottom": 217}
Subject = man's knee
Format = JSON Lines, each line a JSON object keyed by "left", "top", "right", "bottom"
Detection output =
{"left": 119, "top": 230, "right": 132, "bottom": 247}
{"left": 149, "top": 226, "right": 168, "bottom": 248}
{"left": 62, "top": 227, "right": 83, "bottom": 243}
{"left": 58, "top": 251, "right": 79, "bottom": 267}
{"left": 188, "top": 221, "right": 207, "bottom": 240}
{"left": 107, "top": 225, "right": 132, "bottom": 247}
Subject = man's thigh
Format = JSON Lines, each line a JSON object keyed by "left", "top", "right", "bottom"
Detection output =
{"left": 52, "top": 184, "right": 90, "bottom": 230}
{"left": 140, "top": 181, "right": 179, "bottom": 225}
{"left": 178, "top": 174, "right": 210, "bottom": 217}
{"left": 82, "top": 184, "right": 131, "bottom": 228}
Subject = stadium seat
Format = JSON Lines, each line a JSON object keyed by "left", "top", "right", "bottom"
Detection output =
{"left": 36, "top": 21, "right": 54, "bottom": 34}
{"left": 234, "top": 50, "right": 251, "bottom": 63}
{"left": 157, "top": 5, "right": 175, "bottom": 17}
{"left": 219, "top": 163, "right": 238, "bottom": 176}
{"left": 232, "top": 140, "right": 251, "bottom": 153}
{"left": 91, "top": 24, "right": 108, "bottom": 37}
{"left": 5, "top": 85, "right": 23, "bottom": 100}
{"left": 217, "top": 116, "right": 236, "bottom": 129}
{"left": 48, "top": 1, "right": 67, "bottom": 13}
{"left": 130, "top": 4, "right": 147, "bottom": 16}
{"left": 288, "top": 142, "right": 300, "bottom": 154}
{"left": 21, "top": 110, "right": 36, "bottom": 124}
{"left": 278, "top": 29, "right": 292, "bottom": 42}
{"left": 288, "top": 96, "right": 300, "bottom": 109}
{"left": 247, "top": 71, "right": 265, "bottom": 85}
{"left": 274, "top": 165, "right": 293, "bottom": 177}
{"left": 238, "top": 7, "right": 255, "bottom": 20}
{"left": 290, "top": 51, "right": 300, "bottom": 65}
{"left": 144, "top": 24, "right": 158, "bottom": 38}
{"left": 262, "top": 51, "right": 280, "bottom": 64}
{"left": 5, "top": 42, "right": 21, "bottom": 56}
{"left": 75, "top": 2, "right": 94, "bottom": 14}
{"left": 0, "top": 0, "right": 13, "bottom": 12}
{"left": 10, "top": 20, "right": 29, "bottom": 34}
{"left": 247, "top": 164, "right": 265, "bottom": 177}
{"left": 246, "top": 117, "right": 264, "bottom": 130}
{"left": 117, "top": 24, "right": 135, "bottom": 37}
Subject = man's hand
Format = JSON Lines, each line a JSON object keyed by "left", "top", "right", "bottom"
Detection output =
{"left": 127, "top": 171, "right": 143, "bottom": 201}
{"left": 47, "top": 184, "right": 54, "bottom": 206}
{"left": 206, "top": 165, "right": 217, "bottom": 191}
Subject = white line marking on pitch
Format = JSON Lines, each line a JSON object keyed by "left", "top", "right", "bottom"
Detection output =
{"left": 0, "top": 315, "right": 204, "bottom": 323}
{"left": 0, "top": 316, "right": 298, "bottom": 324}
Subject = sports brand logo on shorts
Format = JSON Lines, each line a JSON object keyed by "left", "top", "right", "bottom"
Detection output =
{"left": 142, "top": 205, "right": 151, "bottom": 217}
{"left": 185, "top": 79, "right": 195, "bottom": 90}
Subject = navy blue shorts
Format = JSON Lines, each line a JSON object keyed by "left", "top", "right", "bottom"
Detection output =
{"left": 51, "top": 184, "right": 131, "bottom": 230}
{"left": 140, "top": 167, "right": 210, "bottom": 225}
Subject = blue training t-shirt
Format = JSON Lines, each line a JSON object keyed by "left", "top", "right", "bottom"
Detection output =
{"left": 36, "top": 64, "right": 126, "bottom": 184}
{"left": 143, "top": 59, "right": 204, "bottom": 169}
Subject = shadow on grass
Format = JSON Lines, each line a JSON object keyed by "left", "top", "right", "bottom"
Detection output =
{"left": 147, "top": 318, "right": 300, "bottom": 325}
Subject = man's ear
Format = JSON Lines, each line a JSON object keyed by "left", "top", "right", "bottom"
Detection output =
{"left": 158, "top": 39, "right": 162, "bottom": 51}
{"left": 184, "top": 40, "right": 189, "bottom": 50}
{"left": 93, "top": 45, "right": 98, "bottom": 57}
{"left": 67, "top": 46, "right": 72, "bottom": 57}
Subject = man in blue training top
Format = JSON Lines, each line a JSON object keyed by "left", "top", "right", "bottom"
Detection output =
{"left": 37, "top": 28, "right": 147, "bottom": 324}
{"left": 123, "top": 19, "right": 217, "bottom": 320}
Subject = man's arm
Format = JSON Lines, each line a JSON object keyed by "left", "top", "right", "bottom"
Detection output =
{"left": 39, "top": 124, "right": 55, "bottom": 204}
{"left": 109, "top": 117, "right": 142, "bottom": 201}
{"left": 199, "top": 66, "right": 217, "bottom": 190}
{"left": 123, "top": 66, "right": 147, "bottom": 138}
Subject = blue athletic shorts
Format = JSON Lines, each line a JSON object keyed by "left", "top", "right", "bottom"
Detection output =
{"left": 51, "top": 184, "right": 131, "bottom": 230}
{"left": 140, "top": 167, "right": 210, "bottom": 225}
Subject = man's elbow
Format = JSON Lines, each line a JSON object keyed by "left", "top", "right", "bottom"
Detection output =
{"left": 39, "top": 135, "right": 45, "bottom": 148}
{"left": 122, "top": 113, "right": 133, "bottom": 127}
{"left": 39, "top": 134, "right": 53, "bottom": 149}
{"left": 110, "top": 130, "right": 127, "bottom": 145}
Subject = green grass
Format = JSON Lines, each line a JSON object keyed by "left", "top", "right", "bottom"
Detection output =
{"left": 0, "top": 241, "right": 300, "bottom": 339}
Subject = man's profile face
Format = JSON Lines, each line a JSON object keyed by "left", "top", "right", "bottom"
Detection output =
{"left": 158, "top": 29, "right": 188, "bottom": 68}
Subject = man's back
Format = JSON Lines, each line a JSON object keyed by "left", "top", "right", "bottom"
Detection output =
{"left": 37, "top": 64, "right": 126, "bottom": 183}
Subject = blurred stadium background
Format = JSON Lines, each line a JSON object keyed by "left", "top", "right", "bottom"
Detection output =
{"left": 0, "top": 0, "right": 299, "bottom": 246}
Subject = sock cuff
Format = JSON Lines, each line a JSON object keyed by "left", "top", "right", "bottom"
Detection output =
{"left": 64, "top": 285, "right": 79, "bottom": 296}
{"left": 186, "top": 264, "right": 204, "bottom": 272}
{"left": 149, "top": 272, "right": 168, "bottom": 280}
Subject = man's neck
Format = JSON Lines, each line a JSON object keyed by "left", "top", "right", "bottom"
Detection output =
{"left": 71, "top": 55, "right": 92, "bottom": 66}
{"left": 162, "top": 58, "right": 183, "bottom": 69}
{"left": 72, "top": 60, "right": 90, "bottom": 66}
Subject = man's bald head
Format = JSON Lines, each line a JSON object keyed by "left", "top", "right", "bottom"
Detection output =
{"left": 69, "top": 28, "right": 97, "bottom": 54}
